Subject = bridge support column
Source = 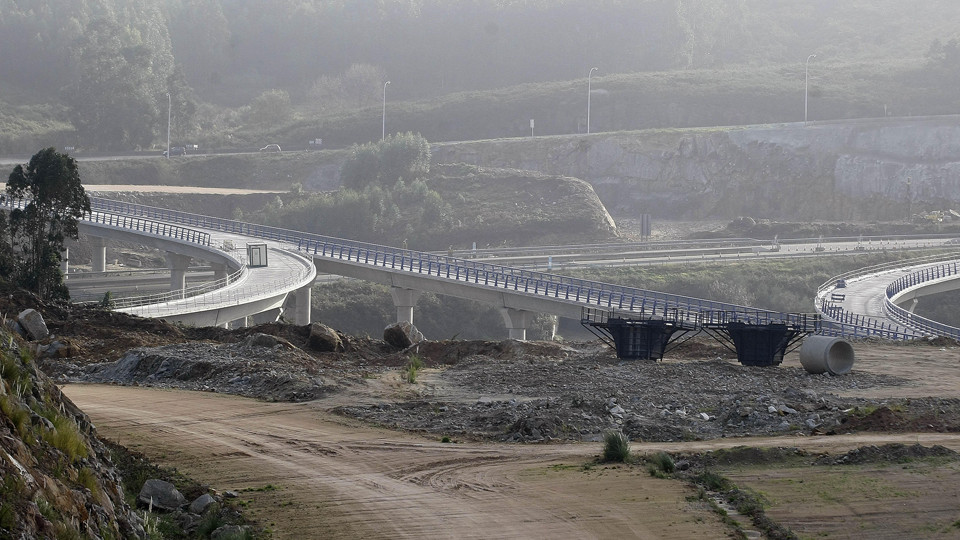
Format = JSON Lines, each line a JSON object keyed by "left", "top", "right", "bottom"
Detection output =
{"left": 290, "top": 285, "right": 312, "bottom": 325}
{"left": 391, "top": 287, "right": 421, "bottom": 325}
{"left": 605, "top": 320, "right": 679, "bottom": 360}
{"left": 89, "top": 236, "right": 107, "bottom": 272}
{"left": 252, "top": 308, "right": 283, "bottom": 325}
{"left": 60, "top": 247, "right": 69, "bottom": 279}
{"left": 211, "top": 262, "right": 229, "bottom": 281}
{"left": 166, "top": 252, "right": 191, "bottom": 295}
{"left": 501, "top": 308, "right": 532, "bottom": 341}
{"left": 908, "top": 297, "right": 919, "bottom": 314}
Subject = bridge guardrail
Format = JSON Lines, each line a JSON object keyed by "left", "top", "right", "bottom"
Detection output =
{"left": 89, "top": 196, "right": 960, "bottom": 340}
{"left": 814, "top": 252, "right": 960, "bottom": 339}
{"left": 883, "top": 260, "right": 960, "bottom": 340}
{"left": 89, "top": 197, "right": 815, "bottom": 327}
{"left": 1, "top": 197, "right": 211, "bottom": 247}
{"left": 114, "top": 246, "right": 315, "bottom": 317}
{"left": 107, "top": 265, "right": 248, "bottom": 309}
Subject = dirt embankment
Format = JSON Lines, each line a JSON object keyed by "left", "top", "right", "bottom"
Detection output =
{"left": 12, "top": 284, "right": 960, "bottom": 538}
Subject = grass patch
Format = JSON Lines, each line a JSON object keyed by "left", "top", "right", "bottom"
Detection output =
{"left": 404, "top": 354, "right": 425, "bottom": 383}
{"left": 42, "top": 414, "right": 89, "bottom": 462}
{"left": 76, "top": 467, "right": 100, "bottom": 495}
{"left": 601, "top": 430, "right": 631, "bottom": 463}
{"left": 0, "top": 395, "right": 32, "bottom": 439}
{"left": 647, "top": 451, "right": 676, "bottom": 478}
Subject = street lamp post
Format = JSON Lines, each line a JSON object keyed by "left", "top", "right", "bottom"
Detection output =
{"left": 382, "top": 80, "right": 391, "bottom": 141}
{"left": 804, "top": 54, "right": 816, "bottom": 124}
{"left": 166, "top": 92, "right": 171, "bottom": 158}
{"left": 587, "top": 67, "right": 598, "bottom": 134}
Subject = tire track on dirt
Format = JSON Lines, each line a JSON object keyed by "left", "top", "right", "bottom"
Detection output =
{"left": 66, "top": 384, "right": 731, "bottom": 539}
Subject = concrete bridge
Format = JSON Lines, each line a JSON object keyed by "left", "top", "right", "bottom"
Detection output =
{"left": 62, "top": 197, "right": 960, "bottom": 358}
{"left": 816, "top": 253, "right": 960, "bottom": 341}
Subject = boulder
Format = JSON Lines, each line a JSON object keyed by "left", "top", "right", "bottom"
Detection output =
{"left": 308, "top": 323, "right": 342, "bottom": 352}
{"left": 5, "top": 318, "right": 24, "bottom": 337}
{"left": 188, "top": 493, "right": 217, "bottom": 514}
{"left": 383, "top": 321, "right": 422, "bottom": 349}
{"left": 137, "top": 479, "right": 186, "bottom": 512}
{"left": 17, "top": 309, "right": 49, "bottom": 340}
{"left": 244, "top": 333, "right": 280, "bottom": 348}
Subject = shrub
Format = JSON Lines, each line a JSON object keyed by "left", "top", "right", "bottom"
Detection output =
{"left": 404, "top": 354, "right": 425, "bottom": 383}
{"left": 696, "top": 470, "right": 732, "bottom": 492}
{"left": 601, "top": 430, "right": 630, "bottom": 463}
{"left": 196, "top": 506, "right": 224, "bottom": 537}
{"left": 647, "top": 451, "right": 676, "bottom": 477}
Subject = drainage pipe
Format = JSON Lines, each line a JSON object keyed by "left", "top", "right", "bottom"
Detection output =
{"left": 799, "top": 336, "right": 855, "bottom": 375}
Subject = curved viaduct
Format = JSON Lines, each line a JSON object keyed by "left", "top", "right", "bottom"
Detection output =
{"left": 66, "top": 198, "right": 960, "bottom": 352}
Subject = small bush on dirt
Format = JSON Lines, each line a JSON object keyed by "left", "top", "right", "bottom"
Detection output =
{"left": 696, "top": 470, "right": 732, "bottom": 492}
{"left": 404, "top": 354, "right": 425, "bottom": 383}
{"left": 196, "top": 506, "right": 225, "bottom": 536}
{"left": 601, "top": 431, "right": 630, "bottom": 463}
{"left": 647, "top": 451, "right": 676, "bottom": 477}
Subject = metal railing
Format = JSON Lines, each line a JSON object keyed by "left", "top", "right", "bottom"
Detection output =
{"left": 883, "top": 260, "right": 960, "bottom": 340}
{"left": 813, "top": 252, "right": 960, "bottom": 339}
{"left": 109, "top": 265, "right": 248, "bottom": 309}
{"left": 0, "top": 197, "right": 211, "bottom": 247}
{"left": 88, "top": 197, "right": 812, "bottom": 326}
{"left": 85, "top": 196, "right": 960, "bottom": 340}
{"left": 115, "top": 247, "right": 315, "bottom": 317}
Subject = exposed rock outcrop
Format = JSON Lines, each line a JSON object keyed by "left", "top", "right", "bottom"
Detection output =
{"left": 432, "top": 117, "right": 960, "bottom": 221}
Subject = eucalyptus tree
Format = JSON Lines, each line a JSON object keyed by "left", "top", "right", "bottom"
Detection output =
{"left": 5, "top": 148, "right": 91, "bottom": 300}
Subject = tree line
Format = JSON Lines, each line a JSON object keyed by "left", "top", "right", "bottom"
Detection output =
{"left": 2, "top": 1, "right": 960, "bottom": 151}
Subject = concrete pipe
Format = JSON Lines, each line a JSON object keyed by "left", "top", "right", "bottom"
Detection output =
{"left": 799, "top": 336, "right": 855, "bottom": 375}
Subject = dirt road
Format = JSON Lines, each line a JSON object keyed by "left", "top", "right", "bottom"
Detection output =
{"left": 64, "top": 384, "right": 960, "bottom": 539}
{"left": 65, "top": 385, "right": 727, "bottom": 539}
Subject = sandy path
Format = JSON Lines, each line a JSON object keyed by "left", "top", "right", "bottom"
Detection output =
{"left": 65, "top": 385, "right": 730, "bottom": 539}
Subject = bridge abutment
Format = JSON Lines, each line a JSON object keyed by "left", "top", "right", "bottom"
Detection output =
{"left": 391, "top": 287, "right": 421, "bottom": 325}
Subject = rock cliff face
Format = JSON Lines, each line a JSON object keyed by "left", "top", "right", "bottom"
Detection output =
{"left": 431, "top": 116, "right": 960, "bottom": 221}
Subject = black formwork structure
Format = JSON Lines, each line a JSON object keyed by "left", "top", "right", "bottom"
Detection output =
{"left": 581, "top": 308, "right": 699, "bottom": 360}
{"left": 699, "top": 311, "right": 820, "bottom": 367}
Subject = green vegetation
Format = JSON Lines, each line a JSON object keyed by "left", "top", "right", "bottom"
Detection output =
{"left": 3, "top": 2, "right": 960, "bottom": 151}
{"left": 312, "top": 280, "right": 557, "bottom": 340}
{"left": 4, "top": 147, "right": 91, "bottom": 300}
{"left": 601, "top": 431, "right": 631, "bottom": 463}
{"left": 245, "top": 133, "right": 451, "bottom": 248}
{"left": 647, "top": 451, "right": 676, "bottom": 478}
{"left": 404, "top": 354, "right": 425, "bottom": 384}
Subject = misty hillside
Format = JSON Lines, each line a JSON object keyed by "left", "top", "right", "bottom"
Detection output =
{"left": 1, "top": 1, "right": 960, "bottom": 152}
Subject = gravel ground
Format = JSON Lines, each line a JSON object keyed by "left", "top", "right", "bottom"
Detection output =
{"left": 52, "top": 327, "right": 960, "bottom": 445}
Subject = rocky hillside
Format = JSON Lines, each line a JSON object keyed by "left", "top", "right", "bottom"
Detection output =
{"left": 0, "top": 312, "right": 144, "bottom": 538}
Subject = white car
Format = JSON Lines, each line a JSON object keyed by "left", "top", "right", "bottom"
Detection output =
{"left": 259, "top": 144, "right": 281, "bottom": 153}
